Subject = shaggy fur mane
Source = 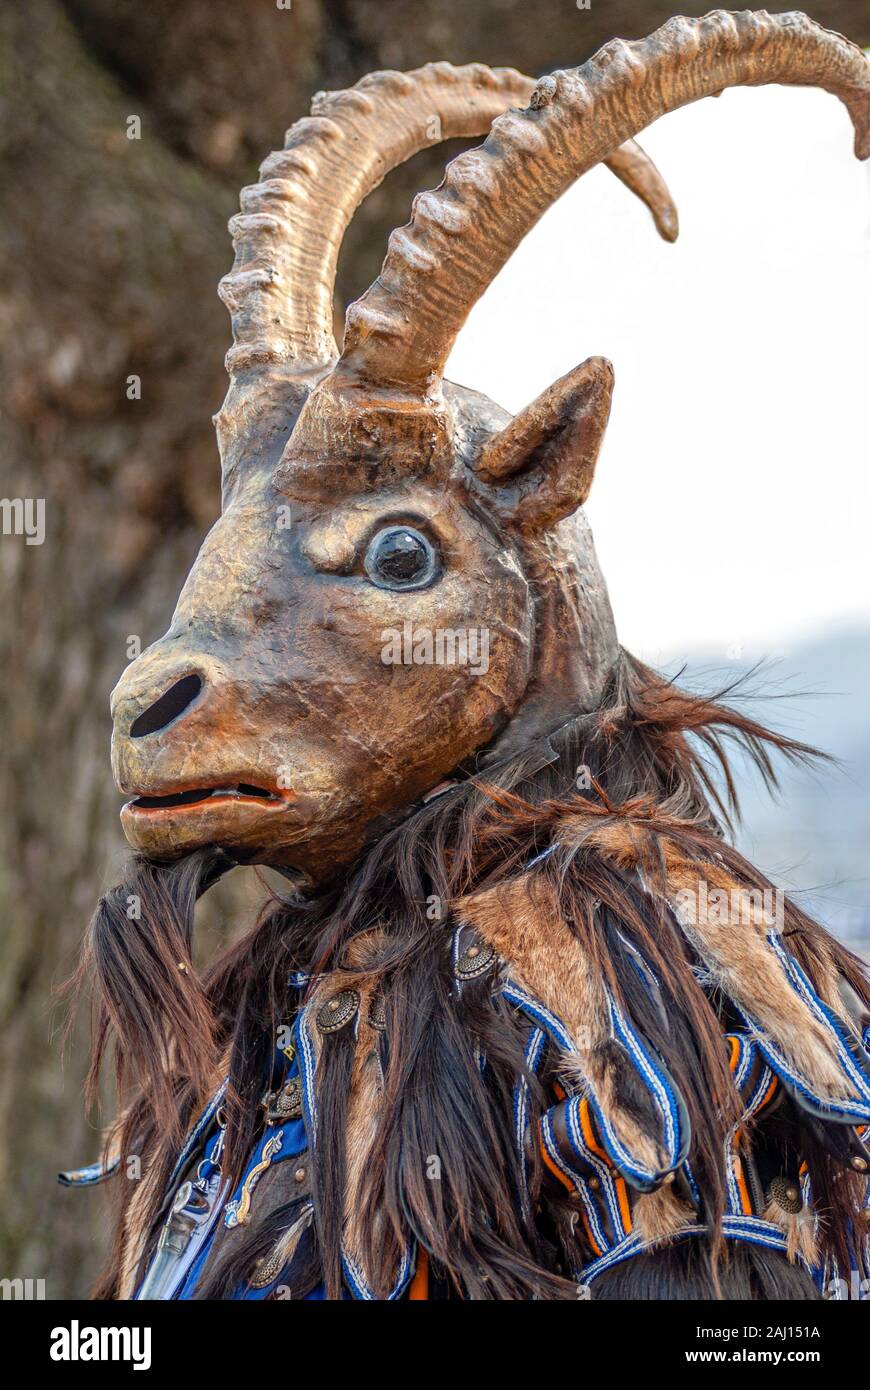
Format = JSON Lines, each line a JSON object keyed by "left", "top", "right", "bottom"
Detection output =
{"left": 73, "top": 651, "right": 870, "bottom": 1299}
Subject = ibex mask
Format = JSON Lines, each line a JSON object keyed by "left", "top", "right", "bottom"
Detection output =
{"left": 109, "top": 12, "right": 870, "bottom": 883}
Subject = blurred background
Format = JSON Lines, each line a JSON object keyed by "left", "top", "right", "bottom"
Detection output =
{"left": 1, "top": 0, "right": 867, "bottom": 1298}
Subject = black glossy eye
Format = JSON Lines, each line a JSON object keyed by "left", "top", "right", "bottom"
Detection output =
{"left": 364, "top": 526, "right": 438, "bottom": 591}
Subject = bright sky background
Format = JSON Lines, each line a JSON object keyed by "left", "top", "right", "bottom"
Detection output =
{"left": 446, "top": 85, "right": 870, "bottom": 665}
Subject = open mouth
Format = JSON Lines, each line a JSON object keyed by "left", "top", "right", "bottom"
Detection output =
{"left": 131, "top": 783, "right": 282, "bottom": 810}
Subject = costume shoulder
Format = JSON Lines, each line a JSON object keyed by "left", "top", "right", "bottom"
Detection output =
{"left": 456, "top": 816, "right": 870, "bottom": 1285}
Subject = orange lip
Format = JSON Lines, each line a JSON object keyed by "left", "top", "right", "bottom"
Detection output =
{"left": 123, "top": 783, "right": 295, "bottom": 814}
{"left": 119, "top": 787, "right": 300, "bottom": 864}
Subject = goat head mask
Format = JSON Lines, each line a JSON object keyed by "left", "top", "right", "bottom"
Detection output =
{"left": 110, "top": 11, "right": 870, "bottom": 882}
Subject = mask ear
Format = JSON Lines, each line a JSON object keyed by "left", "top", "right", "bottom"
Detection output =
{"left": 474, "top": 357, "right": 613, "bottom": 533}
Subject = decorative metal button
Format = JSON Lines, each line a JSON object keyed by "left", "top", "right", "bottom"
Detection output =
{"left": 850, "top": 1154, "right": 869, "bottom": 1173}
{"left": 368, "top": 992, "right": 387, "bottom": 1032}
{"left": 263, "top": 1076, "right": 302, "bottom": 1124}
{"left": 455, "top": 938, "right": 496, "bottom": 981}
{"left": 316, "top": 989, "right": 360, "bottom": 1034}
{"left": 768, "top": 1174, "right": 802, "bottom": 1214}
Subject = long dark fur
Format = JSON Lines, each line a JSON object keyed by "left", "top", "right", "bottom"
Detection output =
{"left": 75, "top": 652, "right": 870, "bottom": 1299}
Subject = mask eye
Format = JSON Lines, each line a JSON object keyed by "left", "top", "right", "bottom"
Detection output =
{"left": 364, "top": 525, "right": 439, "bottom": 591}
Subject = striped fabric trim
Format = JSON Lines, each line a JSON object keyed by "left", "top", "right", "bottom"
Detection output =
{"left": 506, "top": 975, "right": 686, "bottom": 1191}
{"left": 514, "top": 1026, "right": 546, "bottom": 1163}
{"left": 295, "top": 1006, "right": 319, "bottom": 1138}
{"left": 57, "top": 1156, "right": 121, "bottom": 1188}
{"left": 540, "top": 1109, "right": 610, "bottom": 1255}
{"left": 565, "top": 1103, "right": 632, "bottom": 1242}
{"left": 341, "top": 1242, "right": 415, "bottom": 1302}
{"left": 581, "top": 1215, "right": 791, "bottom": 1285}
{"left": 733, "top": 935, "right": 870, "bottom": 1124}
{"left": 724, "top": 1033, "right": 777, "bottom": 1217}
{"left": 598, "top": 990, "right": 686, "bottom": 1185}
{"left": 770, "top": 935, "right": 870, "bottom": 1096}
{"left": 502, "top": 981, "right": 577, "bottom": 1054}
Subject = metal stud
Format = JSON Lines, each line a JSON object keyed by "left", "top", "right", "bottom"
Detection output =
{"left": 263, "top": 1076, "right": 302, "bottom": 1124}
{"left": 768, "top": 1174, "right": 802, "bottom": 1214}
{"left": 455, "top": 938, "right": 496, "bottom": 981}
{"left": 850, "top": 1154, "right": 869, "bottom": 1173}
{"left": 316, "top": 988, "right": 360, "bottom": 1034}
{"left": 368, "top": 992, "right": 387, "bottom": 1032}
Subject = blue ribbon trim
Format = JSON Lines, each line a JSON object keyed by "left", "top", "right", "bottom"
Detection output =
{"left": 734, "top": 935, "right": 870, "bottom": 1125}
{"left": 581, "top": 1215, "right": 792, "bottom": 1285}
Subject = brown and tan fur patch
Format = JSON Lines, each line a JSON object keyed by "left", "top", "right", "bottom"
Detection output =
{"left": 118, "top": 1154, "right": 167, "bottom": 1300}
{"left": 457, "top": 874, "right": 665, "bottom": 1175}
{"left": 555, "top": 816, "right": 863, "bottom": 1107}
{"left": 633, "top": 1181, "right": 696, "bottom": 1244}
{"left": 762, "top": 1196, "right": 819, "bottom": 1267}
{"left": 306, "top": 930, "right": 390, "bottom": 1278}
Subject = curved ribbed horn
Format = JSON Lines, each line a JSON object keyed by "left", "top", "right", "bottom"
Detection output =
{"left": 217, "top": 63, "right": 677, "bottom": 384}
{"left": 214, "top": 61, "right": 679, "bottom": 474}
{"left": 337, "top": 11, "right": 870, "bottom": 396}
{"left": 218, "top": 63, "right": 530, "bottom": 382}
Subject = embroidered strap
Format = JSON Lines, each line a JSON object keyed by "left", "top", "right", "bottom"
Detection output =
{"left": 57, "top": 1156, "right": 121, "bottom": 1188}
{"left": 724, "top": 1032, "right": 779, "bottom": 1218}
{"left": 580, "top": 1214, "right": 793, "bottom": 1286}
{"left": 735, "top": 934, "right": 870, "bottom": 1126}
{"left": 504, "top": 977, "right": 689, "bottom": 1191}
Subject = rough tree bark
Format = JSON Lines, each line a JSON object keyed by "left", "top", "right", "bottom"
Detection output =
{"left": 1, "top": 0, "right": 865, "bottom": 1298}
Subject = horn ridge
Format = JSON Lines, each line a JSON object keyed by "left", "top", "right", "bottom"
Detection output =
{"left": 216, "top": 59, "right": 679, "bottom": 470}
{"left": 338, "top": 10, "right": 870, "bottom": 395}
{"left": 219, "top": 62, "right": 535, "bottom": 385}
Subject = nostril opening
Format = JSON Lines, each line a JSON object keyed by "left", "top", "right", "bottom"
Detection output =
{"left": 130, "top": 674, "right": 203, "bottom": 738}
